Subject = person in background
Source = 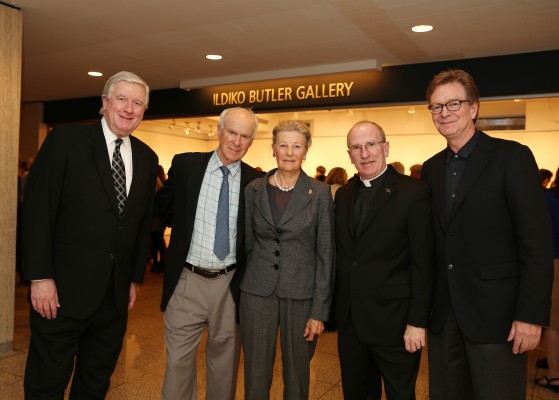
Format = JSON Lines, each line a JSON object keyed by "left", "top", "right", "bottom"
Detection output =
{"left": 315, "top": 165, "right": 326, "bottom": 181}
{"left": 22, "top": 71, "right": 158, "bottom": 399}
{"left": 536, "top": 167, "right": 559, "bottom": 392}
{"left": 390, "top": 161, "right": 405, "bottom": 174}
{"left": 422, "top": 69, "right": 554, "bottom": 400}
{"left": 541, "top": 168, "right": 553, "bottom": 190}
{"left": 154, "top": 107, "right": 261, "bottom": 400}
{"left": 409, "top": 163, "right": 422, "bottom": 179}
{"left": 240, "top": 120, "right": 335, "bottom": 399}
{"left": 334, "top": 120, "right": 434, "bottom": 399}
{"left": 150, "top": 165, "right": 168, "bottom": 272}
{"left": 325, "top": 166, "right": 348, "bottom": 199}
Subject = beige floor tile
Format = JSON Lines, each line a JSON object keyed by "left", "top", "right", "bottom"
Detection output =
{"left": 4, "top": 270, "right": 559, "bottom": 399}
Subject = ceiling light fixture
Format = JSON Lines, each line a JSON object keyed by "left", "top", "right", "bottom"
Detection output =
{"left": 88, "top": 71, "right": 103, "bottom": 77}
{"left": 412, "top": 25, "right": 433, "bottom": 33}
{"left": 206, "top": 54, "right": 223, "bottom": 60}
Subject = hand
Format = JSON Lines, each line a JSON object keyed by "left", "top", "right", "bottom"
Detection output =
{"left": 30, "top": 279, "right": 60, "bottom": 319}
{"left": 403, "top": 324, "right": 426, "bottom": 353}
{"left": 304, "top": 318, "right": 324, "bottom": 342}
{"left": 128, "top": 282, "right": 140, "bottom": 310}
{"left": 507, "top": 320, "right": 541, "bottom": 354}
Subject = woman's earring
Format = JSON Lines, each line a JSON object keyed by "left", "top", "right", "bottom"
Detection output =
{"left": 272, "top": 153, "right": 276, "bottom": 157}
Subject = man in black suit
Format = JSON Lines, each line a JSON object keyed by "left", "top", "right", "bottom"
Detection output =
{"left": 422, "top": 69, "right": 554, "bottom": 400}
{"left": 334, "top": 120, "right": 434, "bottom": 399}
{"left": 22, "top": 71, "right": 158, "bottom": 399}
{"left": 154, "top": 107, "right": 261, "bottom": 400}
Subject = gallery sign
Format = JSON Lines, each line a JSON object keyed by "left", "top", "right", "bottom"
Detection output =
{"left": 197, "top": 70, "right": 381, "bottom": 111}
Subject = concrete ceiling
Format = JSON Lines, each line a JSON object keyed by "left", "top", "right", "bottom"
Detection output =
{"left": 9, "top": 0, "right": 559, "bottom": 103}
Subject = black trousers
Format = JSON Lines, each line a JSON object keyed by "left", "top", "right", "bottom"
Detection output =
{"left": 24, "top": 282, "right": 127, "bottom": 400}
{"left": 428, "top": 307, "right": 527, "bottom": 400}
{"left": 338, "top": 315, "right": 421, "bottom": 400}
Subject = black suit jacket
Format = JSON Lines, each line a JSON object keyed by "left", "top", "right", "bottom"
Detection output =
{"left": 22, "top": 122, "right": 158, "bottom": 318}
{"left": 422, "top": 131, "right": 554, "bottom": 343}
{"left": 334, "top": 165, "right": 434, "bottom": 345}
{"left": 155, "top": 152, "right": 261, "bottom": 311}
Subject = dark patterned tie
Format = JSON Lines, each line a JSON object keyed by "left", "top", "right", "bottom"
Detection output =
{"left": 214, "top": 166, "right": 230, "bottom": 260}
{"left": 112, "top": 138, "right": 127, "bottom": 216}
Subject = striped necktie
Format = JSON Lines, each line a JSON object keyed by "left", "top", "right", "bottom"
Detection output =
{"left": 112, "top": 138, "right": 127, "bottom": 216}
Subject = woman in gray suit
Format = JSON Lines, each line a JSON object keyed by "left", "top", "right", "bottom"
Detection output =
{"left": 240, "top": 120, "right": 335, "bottom": 400}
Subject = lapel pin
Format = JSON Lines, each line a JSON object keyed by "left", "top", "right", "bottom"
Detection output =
{"left": 385, "top": 188, "right": 391, "bottom": 194}
{"left": 308, "top": 188, "right": 313, "bottom": 195}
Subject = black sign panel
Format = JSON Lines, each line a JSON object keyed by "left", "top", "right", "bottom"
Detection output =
{"left": 196, "top": 71, "right": 383, "bottom": 112}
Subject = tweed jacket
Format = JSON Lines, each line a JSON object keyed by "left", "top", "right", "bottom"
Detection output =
{"left": 241, "top": 169, "right": 335, "bottom": 321}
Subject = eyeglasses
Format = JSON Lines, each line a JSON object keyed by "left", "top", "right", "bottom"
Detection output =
{"left": 348, "top": 140, "right": 385, "bottom": 154}
{"left": 428, "top": 100, "right": 470, "bottom": 114}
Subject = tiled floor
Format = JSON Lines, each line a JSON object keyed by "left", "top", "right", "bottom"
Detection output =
{"left": 1, "top": 269, "right": 558, "bottom": 399}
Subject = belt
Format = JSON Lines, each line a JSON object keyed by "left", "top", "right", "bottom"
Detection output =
{"left": 184, "top": 262, "right": 236, "bottom": 279}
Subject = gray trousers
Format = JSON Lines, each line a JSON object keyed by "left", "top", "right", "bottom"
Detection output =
{"left": 239, "top": 291, "right": 317, "bottom": 400}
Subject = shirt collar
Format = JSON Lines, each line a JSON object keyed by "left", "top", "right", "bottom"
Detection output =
{"left": 101, "top": 117, "right": 131, "bottom": 148}
{"left": 360, "top": 165, "right": 387, "bottom": 187}
{"left": 210, "top": 150, "right": 241, "bottom": 177}
{"left": 446, "top": 129, "right": 480, "bottom": 162}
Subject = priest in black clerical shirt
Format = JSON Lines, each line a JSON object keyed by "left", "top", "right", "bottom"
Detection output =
{"left": 333, "top": 120, "right": 434, "bottom": 400}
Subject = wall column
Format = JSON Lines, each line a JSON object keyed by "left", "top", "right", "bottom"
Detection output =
{"left": 0, "top": 3, "right": 23, "bottom": 357}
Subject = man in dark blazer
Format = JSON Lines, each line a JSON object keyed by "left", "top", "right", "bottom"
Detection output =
{"left": 335, "top": 120, "right": 434, "bottom": 399}
{"left": 422, "top": 69, "right": 554, "bottom": 400}
{"left": 22, "top": 71, "right": 158, "bottom": 399}
{"left": 154, "top": 107, "right": 261, "bottom": 400}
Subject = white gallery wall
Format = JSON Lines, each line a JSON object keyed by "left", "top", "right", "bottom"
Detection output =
{"left": 134, "top": 97, "right": 559, "bottom": 179}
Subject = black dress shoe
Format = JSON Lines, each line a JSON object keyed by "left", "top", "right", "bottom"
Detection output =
{"left": 537, "top": 358, "right": 549, "bottom": 369}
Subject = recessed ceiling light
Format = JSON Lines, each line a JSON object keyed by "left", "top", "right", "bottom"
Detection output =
{"left": 88, "top": 71, "right": 103, "bottom": 77}
{"left": 412, "top": 25, "right": 433, "bottom": 33}
{"left": 206, "top": 54, "right": 223, "bottom": 60}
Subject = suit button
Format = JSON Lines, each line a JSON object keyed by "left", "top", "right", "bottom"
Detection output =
{"left": 448, "top": 264, "right": 453, "bottom": 270}
{"left": 117, "top": 225, "right": 122, "bottom": 230}
{"left": 109, "top": 253, "right": 114, "bottom": 259}
{"left": 276, "top": 228, "right": 282, "bottom": 233}
{"left": 274, "top": 251, "right": 280, "bottom": 256}
{"left": 351, "top": 262, "right": 357, "bottom": 267}
{"left": 273, "top": 264, "right": 279, "bottom": 270}
{"left": 275, "top": 238, "right": 280, "bottom": 244}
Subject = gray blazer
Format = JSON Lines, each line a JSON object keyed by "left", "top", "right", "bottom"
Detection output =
{"left": 240, "top": 169, "right": 335, "bottom": 321}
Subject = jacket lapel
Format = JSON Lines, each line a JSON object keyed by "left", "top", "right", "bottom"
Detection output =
{"left": 429, "top": 150, "right": 448, "bottom": 231}
{"left": 344, "top": 180, "right": 360, "bottom": 238}
{"left": 90, "top": 123, "right": 120, "bottom": 217}
{"left": 252, "top": 170, "right": 275, "bottom": 226}
{"left": 277, "top": 171, "right": 314, "bottom": 227}
{"left": 121, "top": 135, "right": 148, "bottom": 219}
{"left": 237, "top": 161, "right": 258, "bottom": 253}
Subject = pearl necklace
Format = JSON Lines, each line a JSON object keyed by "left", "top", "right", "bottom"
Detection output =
{"left": 274, "top": 171, "right": 296, "bottom": 192}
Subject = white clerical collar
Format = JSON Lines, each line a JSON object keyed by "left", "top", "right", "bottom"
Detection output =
{"left": 360, "top": 166, "right": 387, "bottom": 187}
